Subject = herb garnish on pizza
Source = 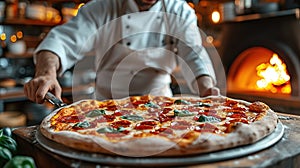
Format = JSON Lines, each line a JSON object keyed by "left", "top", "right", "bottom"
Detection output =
{"left": 40, "top": 95, "right": 278, "bottom": 156}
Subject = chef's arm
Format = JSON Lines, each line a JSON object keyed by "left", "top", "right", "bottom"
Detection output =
{"left": 24, "top": 51, "right": 62, "bottom": 104}
{"left": 195, "top": 75, "right": 220, "bottom": 97}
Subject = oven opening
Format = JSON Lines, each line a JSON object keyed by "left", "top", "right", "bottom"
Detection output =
{"left": 227, "top": 47, "right": 291, "bottom": 96}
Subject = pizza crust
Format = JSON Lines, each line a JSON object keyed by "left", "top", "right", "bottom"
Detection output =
{"left": 40, "top": 96, "right": 278, "bottom": 157}
{"left": 180, "top": 109, "right": 278, "bottom": 155}
{"left": 40, "top": 126, "right": 179, "bottom": 156}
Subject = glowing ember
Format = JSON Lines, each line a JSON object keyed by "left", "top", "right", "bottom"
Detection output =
{"left": 256, "top": 54, "right": 291, "bottom": 94}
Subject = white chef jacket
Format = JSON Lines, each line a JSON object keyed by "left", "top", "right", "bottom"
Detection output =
{"left": 34, "top": 0, "right": 216, "bottom": 100}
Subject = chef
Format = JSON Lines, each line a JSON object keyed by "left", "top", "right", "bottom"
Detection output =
{"left": 24, "top": 0, "right": 220, "bottom": 103}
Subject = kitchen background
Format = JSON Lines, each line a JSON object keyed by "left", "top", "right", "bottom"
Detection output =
{"left": 0, "top": 0, "right": 299, "bottom": 127}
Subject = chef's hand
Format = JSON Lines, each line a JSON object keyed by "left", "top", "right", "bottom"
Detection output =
{"left": 24, "top": 75, "right": 62, "bottom": 104}
{"left": 195, "top": 75, "right": 220, "bottom": 97}
{"left": 200, "top": 86, "right": 220, "bottom": 97}
{"left": 24, "top": 51, "right": 62, "bottom": 104}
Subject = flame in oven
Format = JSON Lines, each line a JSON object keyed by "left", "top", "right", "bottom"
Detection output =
{"left": 256, "top": 53, "right": 291, "bottom": 94}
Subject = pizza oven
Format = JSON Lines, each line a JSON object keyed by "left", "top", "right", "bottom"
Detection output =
{"left": 218, "top": 9, "right": 300, "bottom": 113}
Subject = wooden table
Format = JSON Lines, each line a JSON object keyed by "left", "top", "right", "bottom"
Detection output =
{"left": 13, "top": 112, "right": 300, "bottom": 168}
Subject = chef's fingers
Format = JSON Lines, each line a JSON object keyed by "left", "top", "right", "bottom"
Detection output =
{"left": 23, "top": 76, "right": 59, "bottom": 104}
{"left": 30, "top": 78, "right": 46, "bottom": 104}
{"left": 53, "top": 84, "right": 63, "bottom": 101}
{"left": 36, "top": 79, "right": 62, "bottom": 104}
{"left": 210, "top": 87, "right": 220, "bottom": 96}
{"left": 23, "top": 79, "right": 39, "bottom": 103}
{"left": 201, "top": 87, "right": 220, "bottom": 97}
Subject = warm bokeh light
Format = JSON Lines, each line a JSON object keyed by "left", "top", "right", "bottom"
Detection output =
{"left": 10, "top": 35, "right": 17, "bottom": 43}
{"left": 16, "top": 31, "right": 23, "bottom": 39}
{"left": 211, "top": 11, "right": 221, "bottom": 24}
{"left": 0, "top": 33, "right": 6, "bottom": 41}
{"left": 54, "top": 15, "right": 62, "bottom": 23}
{"left": 256, "top": 53, "right": 291, "bottom": 94}
{"left": 46, "top": 11, "right": 53, "bottom": 21}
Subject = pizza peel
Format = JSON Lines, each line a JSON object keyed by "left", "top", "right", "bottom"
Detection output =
{"left": 35, "top": 121, "right": 284, "bottom": 167}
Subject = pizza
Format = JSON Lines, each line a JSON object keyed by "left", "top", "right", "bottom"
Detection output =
{"left": 40, "top": 95, "right": 278, "bottom": 157}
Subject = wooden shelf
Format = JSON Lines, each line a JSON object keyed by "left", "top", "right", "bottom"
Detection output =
{"left": 0, "top": 83, "right": 95, "bottom": 101}
{"left": 222, "top": 8, "right": 300, "bottom": 23}
{"left": 32, "top": 0, "right": 89, "bottom": 4}
{"left": 3, "top": 18, "right": 62, "bottom": 26}
{"left": 5, "top": 52, "right": 33, "bottom": 58}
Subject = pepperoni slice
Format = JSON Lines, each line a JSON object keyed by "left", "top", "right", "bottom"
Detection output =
{"left": 227, "top": 112, "right": 247, "bottom": 119}
{"left": 223, "top": 109, "right": 245, "bottom": 113}
{"left": 249, "top": 102, "right": 268, "bottom": 112}
{"left": 111, "top": 120, "right": 132, "bottom": 128}
{"left": 186, "top": 106, "right": 201, "bottom": 113}
{"left": 170, "top": 120, "right": 191, "bottom": 130}
{"left": 130, "top": 96, "right": 150, "bottom": 107}
{"left": 199, "top": 109, "right": 221, "bottom": 119}
{"left": 114, "top": 110, "right": 132, "bottom": 116}
{"left": 150, "top": 128, "right": 173, "bottom": 135}
{"left": 135, "top": 121, "right": 157, "bottom": 130}
{"left": 162, "top": 108, "right": 172, "bottom": 114}
{"left": 158, "top": 108, "right": 174, "bottom": 122}
{"left": 147, "top": 108, "right": 160, "bottom": 116}
{"left": 224, "top": 99, "right": 238, "bottom": 107}
{"left": 107, "top": 105, "right": 118, "bottom": 111}
{"left": 94, "top": 115, "right": 116, "bottom": 123}
{"left": 194, "top": 123, "right": 219, "bottom": 133}
{"left": 158, "top": 101, "right": 173, "bottom": 107}
{"left": 57, "top": 115, "right": 85, "bottom": 123}
{"left": 159, "top": 113, "right": 173, "bottom": 123}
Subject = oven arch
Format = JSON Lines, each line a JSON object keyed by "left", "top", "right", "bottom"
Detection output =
{"left": 227, "top": 41, "right": 300, "bottom": 97}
